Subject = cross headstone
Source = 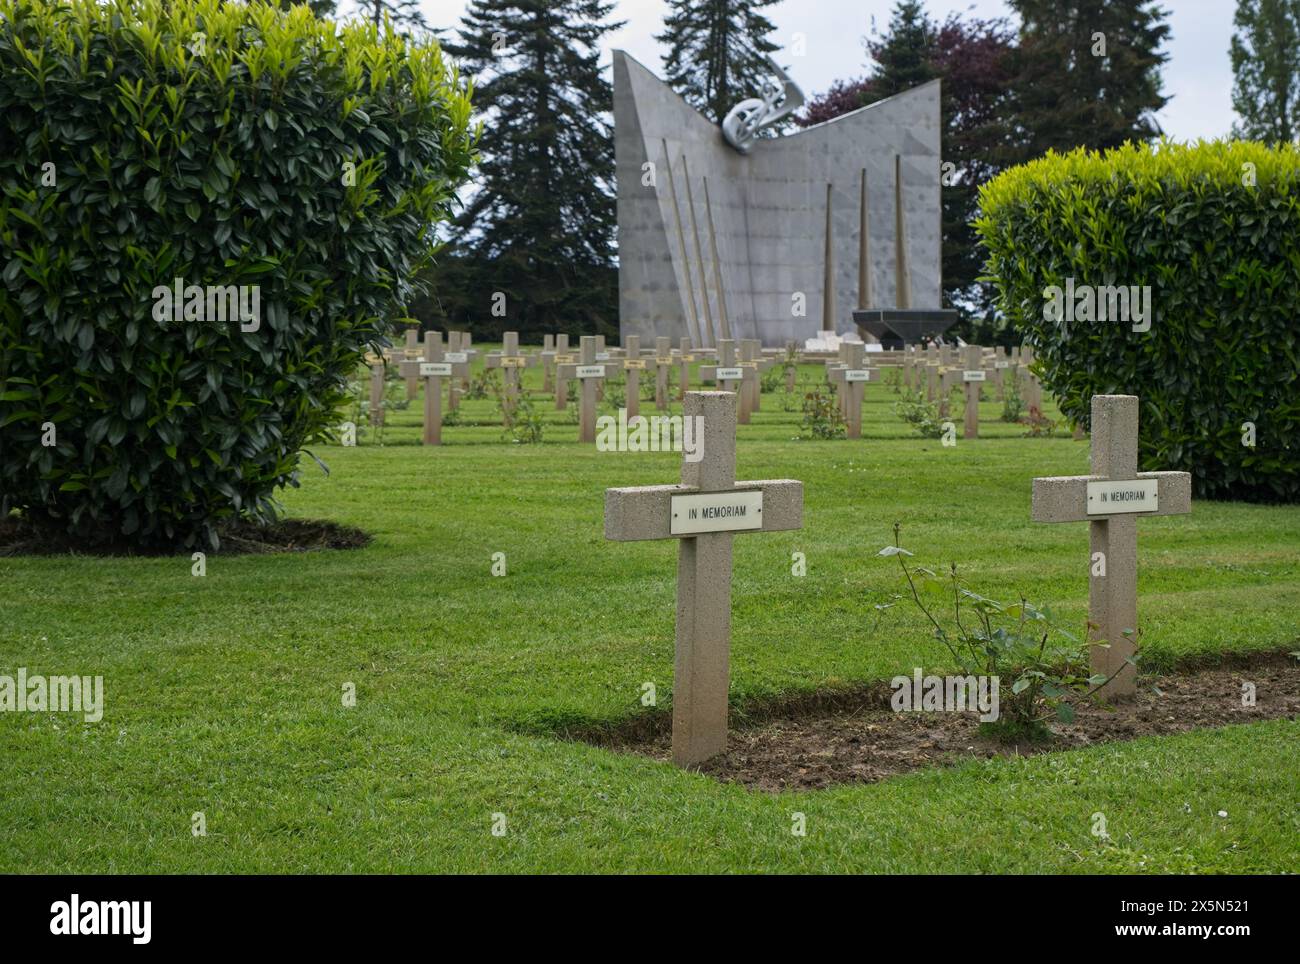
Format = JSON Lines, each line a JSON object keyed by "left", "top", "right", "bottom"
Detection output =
{"left": 740, "top": 339, "right": 763, "bottom": 417}
{"left": 784, "top": 341, "right": 798, "bottom": 393}
{"left": 654, "top": 337, "right": 673, "bottom": 410}
{"left": 622, "top": 334, "right": 644, "bottom": 419}
{"left": 541, "top": 333, "right": 556, "bottom": 394}
{"left": 594, "top": 335, "right": 608, "bottom": 401}
{"left": 701, "top": 339, "right": 756, "bottom": 423}
{"left": 1019, "top": 346, "right": 1042, "bottom": 412}
{"left": 961, "top": 344, "right": 985, "bottom": 439}
{"left": 552, "top": 333, "right": 572, "bottom": 410}
{"left": 605, "top": 391, "right": 803, "bottom": 766}
{"left": 557, "top": 335, "right": 606, "bottom": 442}
{"left": 486, "top": 331, "right": 537, "bottom": 418}
{"left": 418, "top": 330, "right": 448, "bottom": 445}
{"left": 677, "top": 337, "right": 693, "bottom": 400}
{"left": 402, "top": 328, "right": 421, "bottom": 398}
{"left": 1031, "top": 395, "right": 1192, "bottom": 696}
{"left": 834, "top": 342, "right": 874, "bottom": 439}
{"left": 368, "top": 356, "right": 386, "bottom": 428}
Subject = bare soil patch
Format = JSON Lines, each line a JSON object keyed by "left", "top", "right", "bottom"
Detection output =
{"left": 578, "top": 652, "right": 1300, "bottom": 792}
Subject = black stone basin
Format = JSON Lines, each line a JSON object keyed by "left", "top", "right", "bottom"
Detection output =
{"left": 853, "top": 308, "right": 959, "bottom": 349}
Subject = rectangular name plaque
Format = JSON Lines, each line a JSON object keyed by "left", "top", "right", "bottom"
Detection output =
{"left": 670, "top": 490, "right": 764, "bottom": 535}
{"left": 1087, "top": 479, "right": 1159, "bottom": 515}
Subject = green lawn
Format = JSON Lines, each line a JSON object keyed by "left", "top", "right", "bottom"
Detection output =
{"left": 2, "top": 353, "right": 1298, "bottom": 873}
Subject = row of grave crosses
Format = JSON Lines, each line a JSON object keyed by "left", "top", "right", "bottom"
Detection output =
{"left": 367, "top": 329, "right": 784, "bottom": 446}
{"left": 606, "top": 391, "right": 1190, "bottom": 769}
{"left": 365, "top": 330, "right": 1063, "bottom": 446}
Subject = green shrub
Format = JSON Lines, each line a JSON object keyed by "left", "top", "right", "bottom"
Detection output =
{"left": 0, "top": 0, "right": 476, "bottom": 548}
{"left": 799, "top": 389, "right": 845, "bottom": 439}
{"left": 878, "top": 525, "right": 1127, "bottom": 740}
{"left": 976, "top": 140, "right": 1300, "bottom": 502}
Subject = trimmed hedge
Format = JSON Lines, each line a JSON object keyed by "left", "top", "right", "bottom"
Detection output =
{"left": 976, "top": 140, "right": 1300, "bottom": 502}
{"left": 0, "top": 0, "right": 475, "bottom": 548}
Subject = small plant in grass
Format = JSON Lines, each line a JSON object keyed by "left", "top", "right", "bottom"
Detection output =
{"left": 893, "top": 391, "right": 944, "bottom": 438}
{"left": 1021, "top": 406, "right": 1057, "bottom": 437}
{"left": 602, "top": 377, "right": 627, "bottom": 412}
{"left": 466, "top": 367, "right": 501, "bottom": 401}
{"left": 799, "top": 390, "right": 846, "bottom": 439}
{"left": 1001, "top": 375, "right": 1025, "bottom": 422}
{"left": 884, "top": 366, "right": 903, "bottom": 393}
{"left": 503, "top": 393, "right": 544, "bottom": 444}
{"left": 878, "top": 523, "right": 1134, "bottom": 741}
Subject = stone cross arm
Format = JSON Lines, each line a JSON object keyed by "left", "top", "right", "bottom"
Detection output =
{"left": 605, "top": 481, "right": 803, "bottom": 542}
{"left": 1032, "top": 471, "right": 1191, "bottom": 523}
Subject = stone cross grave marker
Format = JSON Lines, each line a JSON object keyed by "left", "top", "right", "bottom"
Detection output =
{"left": 367, "top": 355, "right": 386, "bottom": 428}
{"left": 402, "top": 328, "right": 421, "bottom": 398}
{"left": 486, "top": 331, "right": 536, "bottom": 418}
{"left": 677, "top": 337, "right": 694, "bottom": 400}
{"left": 828, "top": 341, "right": 873, "bottom": 439}
{"left": 552, "top": 333, "right": 572, "bottom": 411}
{"left": 622, "top": 334, "right": 645, "bottom": 420}
{"left": 418, "top": 330, "right": 448, "bottom": 445}
{"left": 961, "top": 344, "right": 985, "bottom": 439}
{"left": 557, "top": 336, "right": 606, "bottom": 442}
{"left": 541, "top": 334, "right": 556, "bottom": 394}
{"left": 654, "top": 337, "right": 673, "bottom": 410}
{"left": 442, "top": 331, "right": 474, "bottom": 412}
{"left": 740, "top": 339, "right": 763, "bottom": 416}
{"left": 700, "top": 339, "right": 753, "bottom": 422}
{"left": 605, "top": 391, "right": 803, "bottom": 766}
{"left": 1031, "top": 395, "right": 1191, "bottom": 696}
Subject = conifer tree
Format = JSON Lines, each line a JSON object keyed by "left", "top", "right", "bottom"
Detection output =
{"left": 438, "top": 0, "right": 623, "bottom": 337}
{"left": 1229, "top": 0, "right": 1300, "bottom": 143}
{"left": 656, "top": 0, "right": 782, "bottom": 125}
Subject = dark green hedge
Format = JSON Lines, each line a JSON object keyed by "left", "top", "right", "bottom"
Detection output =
{"left": 976, "top": 140, "right": 1300, "bottom": 502}
{"left": 0, "top": 0, "right": 475, "bottom": 548}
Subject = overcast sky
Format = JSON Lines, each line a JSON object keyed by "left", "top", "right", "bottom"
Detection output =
{"left": 404, "top": 0, "right": 1237, "bottom": 143}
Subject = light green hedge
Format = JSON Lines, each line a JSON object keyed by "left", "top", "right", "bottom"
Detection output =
{"left": 976, "top": 140, "right": 1300, "bottom": 502}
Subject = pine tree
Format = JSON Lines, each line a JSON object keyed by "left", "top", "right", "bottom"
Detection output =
{"left": 438, "top": 0, "right": 622, "bottom": 338}
{"left": 355, "top": 0, "right": 427, "bottom": 31}
{"left": 1230, "top": 0, "right": 1300, "bottom": 143}
{"left": 656, "top": 0, "right": 782, "bottom": 125}
{"left": 866, "top": 0, "right": 938, "bottom": 97}
{"left": 1007, "top": 0, "right": 1171, "bottom": 158}
{"left": 279, "top": 0, "right": 337, "bottom": 17}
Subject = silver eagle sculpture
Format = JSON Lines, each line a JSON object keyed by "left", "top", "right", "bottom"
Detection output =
{"left": 721, "top": 55, "right": 806, "bottom": 154}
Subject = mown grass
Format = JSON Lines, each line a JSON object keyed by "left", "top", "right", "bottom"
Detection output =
{"left": 2, "top": 351, "right": 1297, "bottom": 873}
